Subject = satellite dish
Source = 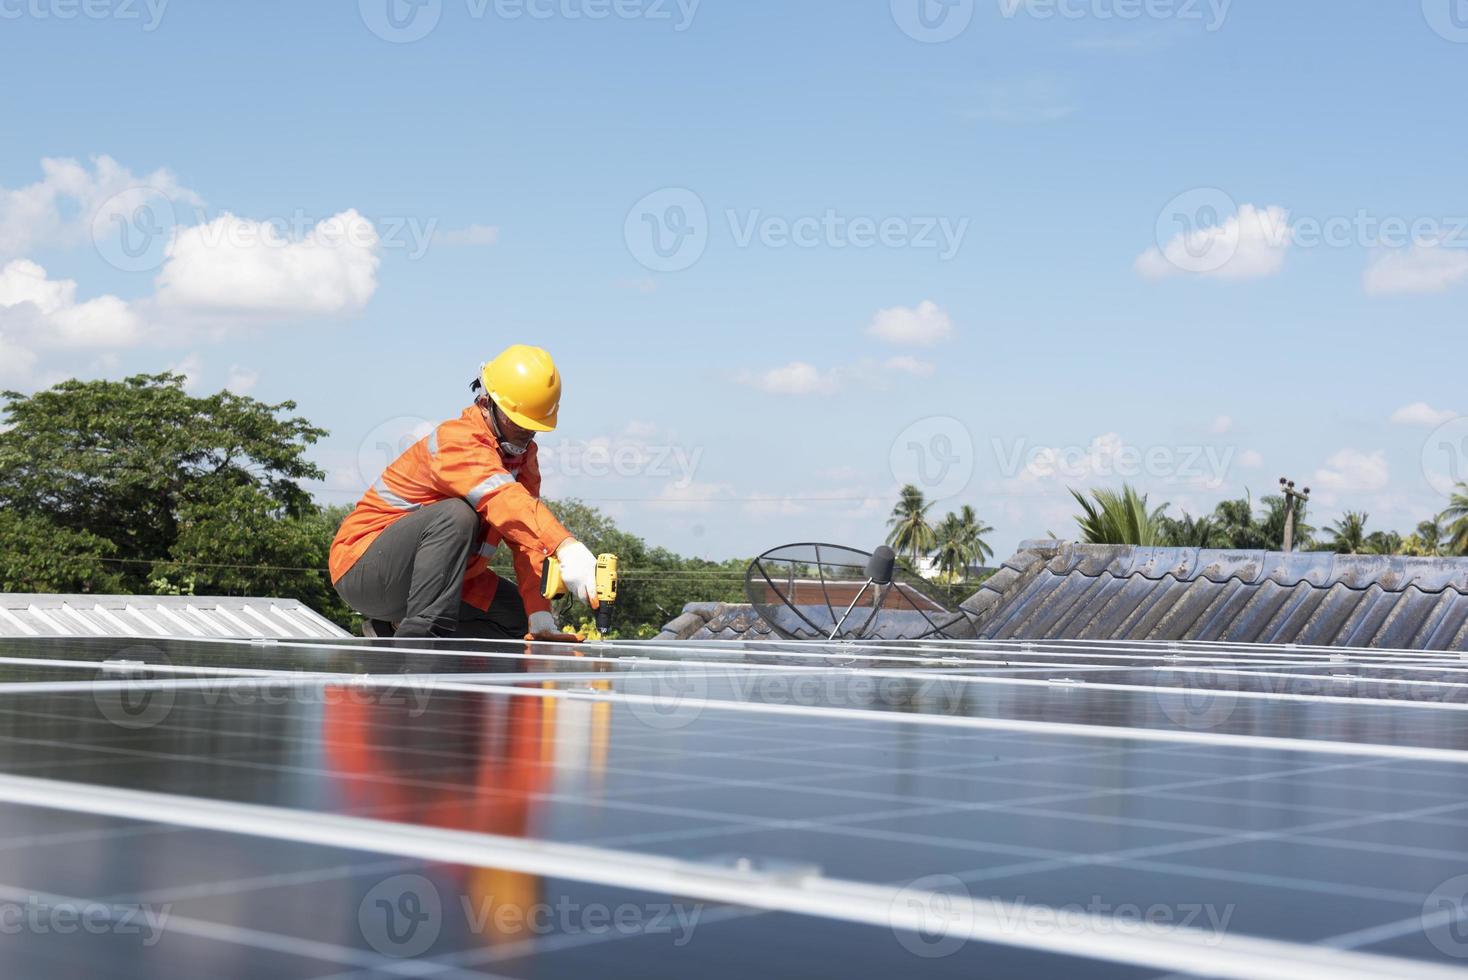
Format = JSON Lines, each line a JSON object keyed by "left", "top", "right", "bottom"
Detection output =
{"left": 744, "top": 542, "right": 976, "bottom": 641}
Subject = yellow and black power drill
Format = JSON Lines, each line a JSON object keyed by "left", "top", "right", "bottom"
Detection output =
{"left": 541, "top": 553, "right": 619, "bottom": 634}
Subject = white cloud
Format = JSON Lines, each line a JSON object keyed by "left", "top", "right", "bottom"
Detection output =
{"left": 739, "top": 361, "right": 839, "bottom": 396}
{"left": 1136, "top": 204, "right": 1290, "bottom": 281}
{"left": 0, "top": 332, "right": 38, "bottom": 385}
{"left": 867, "top": 301, "right": 954, "bottom": 346}
{"left": 885, "top": 355, "right": 936, "bottom": 377}
{"left": 156, "top": 209, "right": 380, "bottom": 315}
{"left": 1364, "top": 244, "right": 1468, "bottom": 296}
{"left": 0, "top": 260, "right": 144, "bottom": 370}
{"left": 167, "top": 353, "right": 204, "bottom": 393}
{"left": 1237, "top": 449, "right": 1265, "bottom": 469}
{"left": 0, "top": 154, "right": 202, "bottom": 259}
{"left": 972, "top": 79, "right": 1075, "bottom": 124}
{"left": 434, "top": 224, "right": 499, "bottom": 247}
{"left": 225, "top": 364, "right": 259, "bottom": 393}
{"left": 1314, "top": 449, "right": 1390, "bottom": 492}
{"left": 1209, "top": 415, "right": 1233, "bottom": 434}
{"left": 1391, "top": 401, "right": 1457, "bottom": 427}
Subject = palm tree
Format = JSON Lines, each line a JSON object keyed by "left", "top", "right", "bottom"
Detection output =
{"left": 1364, "top": 530, "right": 1403, "bottom": 555}
{"left": 1159, "top": 512, "right": 1223, "bottom": 548}
{"left": 1259, "top": 494, "right": 1314, "bottom": 551}
{"left": 1442, "top": 484, "right": 1468, "bottom": 556}
{"left": 928, "top": 505, "right": 995, "bottom": 581}
{"left": 1416, "top": 517, "right": 1445, "bottom": 557}
{"left": 931, "top": 512, "right": 969, "bottom": 582}
{"left": 886, "top": 484, "right": 935, "bottom": 564}
{"left": 1212, "top": 494, "right": 1269, "bottom": 550}
{"left": 955, "top": 504, "right": 995, "bottom": 568}
{"left": 1324, "top": 511, "right": 1370, "bottom": 554}
{"left": 1070, "top": 484, "right": 1167, "bottom": 546}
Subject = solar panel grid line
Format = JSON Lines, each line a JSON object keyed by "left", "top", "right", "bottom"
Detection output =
{"left": 5, "top": 680, "right": 1456, "bottom": 874}
{"left": 10, "top": 662, "right": 1468, "bottom": 766}
{"left": 25, "top": 695, "right": 1444, "bottom": 897}
{"left": 0, "top": 722, "right": 1015, "bottom": 838}
{"left": 0, "top": 773, "right": 1454, "bottom": 980}
{"left": 25, "top": 686, "right": 1432, "bottom": 862}
{"left": 308, "top": 905, "right": 766, "bottom": 980}
{"left": 0, "top": 880, "right": 412, "bottom": 977}
{"left": 40, "top": 640, "right": 1459, "bottom": 720}
{"left": 4, "top": 636, "right": 1468, "bottom": 974}
{"left": 103, "top": 630, "right": 1468, "bottom": 670}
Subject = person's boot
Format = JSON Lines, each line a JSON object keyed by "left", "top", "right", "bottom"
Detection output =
{"left": 361, "top": 618, "right": 397, "bottom": 638}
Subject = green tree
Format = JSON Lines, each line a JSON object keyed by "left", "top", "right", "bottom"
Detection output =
{"left": 0, "top": 374, "right": 345, "bottom": 620}
{"left": 491, "top": 498, "right": 748, "bottom": 636}
{"left": 1070, "top": 484, "right": 1167, "bottom": 546}
{"left": 1443, "top": 484, "right": 1468, "bottom": 556}
{"left": 1323, "top": 511, "right": 1370, "bottom": 554}
{"left": 886, "top": 484, "right": 936, "bottom": 564}
{"left": 0, "top": 511, "right": 127, "bottom": 594}
{"left": 1258, "top": 493, "right": 1314, "bottom": 551}
{"left": 1211, "top": 494, "right": 1269, "bottom": 549}
{"left": 1364, "top": 530, "right": 1404, "bottom": 555}
{"left": 1414, "top": 517, "right": 1445, "bottom": 557}
{"left": 955, "top": 505, "right": 995, "bottom": 568}
{"left": 1159, "top": 512, "right": 1224, "bottom": 548}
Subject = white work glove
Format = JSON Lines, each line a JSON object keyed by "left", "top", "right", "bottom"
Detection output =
{"left": 555, "top": 539, "right": 598, "bottom": 606}
{"left": 527, "top": 610, "right": 559, "bottom": 638}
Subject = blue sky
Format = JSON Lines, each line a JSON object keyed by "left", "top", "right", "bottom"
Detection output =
{"left": 2, "top": 0, "right": 1466, "bottom": 560}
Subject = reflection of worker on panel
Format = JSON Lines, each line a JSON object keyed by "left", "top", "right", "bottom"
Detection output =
{"left": 323, "top": 679, "right": 611, "bottom": 946}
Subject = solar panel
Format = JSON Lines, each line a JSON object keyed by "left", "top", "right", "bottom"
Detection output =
{"left": 0, "top": 633, "right": 1465, "bottom": 977}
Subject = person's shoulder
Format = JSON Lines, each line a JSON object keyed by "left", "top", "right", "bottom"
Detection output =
{"left": 436, "top": 408, "right": 488, "bottom": 444}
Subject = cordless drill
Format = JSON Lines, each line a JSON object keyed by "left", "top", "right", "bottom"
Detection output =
{"left": 541, "top": 553, "right": 619, "bottom": 633}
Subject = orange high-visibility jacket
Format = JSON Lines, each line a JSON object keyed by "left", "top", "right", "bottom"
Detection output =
{"left": 329, "top": 406, "right": 571, "bottom": 615}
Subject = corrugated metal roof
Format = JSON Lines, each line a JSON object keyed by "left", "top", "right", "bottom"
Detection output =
{"left": 0, "top": 594, "right": 351, "bottom": 640}
{"left": 961, "top": 541, "right": 1468, "bottom": 650}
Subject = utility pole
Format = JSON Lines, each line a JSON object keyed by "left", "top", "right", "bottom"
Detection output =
{"left": 1279, "top": 477, "right": 1310, "bottom": 552}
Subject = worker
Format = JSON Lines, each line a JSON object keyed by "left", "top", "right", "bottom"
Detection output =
{"left": 329, "top": 345, "right": 598, "bottom": 639}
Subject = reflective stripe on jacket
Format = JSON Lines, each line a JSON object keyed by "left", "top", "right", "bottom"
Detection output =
{"left": 329, "top": 406, "right": 572, "bottom": 614}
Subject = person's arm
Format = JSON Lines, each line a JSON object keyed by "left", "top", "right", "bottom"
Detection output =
{"left": 427, "top": 424, "right": 572, "bottom": 559}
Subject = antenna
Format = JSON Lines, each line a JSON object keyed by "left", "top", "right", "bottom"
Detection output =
{"left": 828, "top": 546, "right": 896, "bottom": 639}
{"left": 744, "top": 542, "right": 975, "bottom": 642}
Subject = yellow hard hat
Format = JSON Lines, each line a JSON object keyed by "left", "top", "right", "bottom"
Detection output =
{"left": 478, "top": 345, "right": 561, "bottom": 432}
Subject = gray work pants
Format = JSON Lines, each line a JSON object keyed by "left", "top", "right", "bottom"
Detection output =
{"left": 334, "top": 499, "right": 528, "bottom": 639}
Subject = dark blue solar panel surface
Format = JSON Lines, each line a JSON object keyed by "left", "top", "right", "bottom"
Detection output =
{"left": 0, "top": 635, "right": 1465, "bottom": 977}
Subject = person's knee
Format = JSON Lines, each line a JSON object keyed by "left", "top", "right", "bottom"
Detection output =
{"left": 426, "top": 499, "right": 479, "bottom": 538}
